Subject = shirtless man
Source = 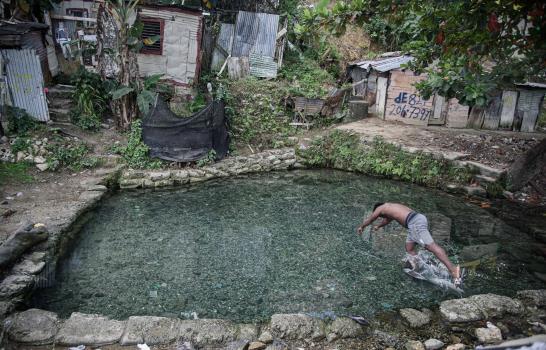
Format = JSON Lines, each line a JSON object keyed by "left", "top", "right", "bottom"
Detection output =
{"left": 357, "top": 202, "right": 462, "bottom": 286}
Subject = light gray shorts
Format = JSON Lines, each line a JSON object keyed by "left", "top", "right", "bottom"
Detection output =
{"left": 406, "top": 213, "right": 434, "bottom": 246}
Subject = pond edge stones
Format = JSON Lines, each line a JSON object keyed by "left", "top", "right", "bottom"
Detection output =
{"left": 119, "top": 148, "right": 298, "bottom": 189}
{"left": 4, "top": 291, "right": 546, "bottom": 347}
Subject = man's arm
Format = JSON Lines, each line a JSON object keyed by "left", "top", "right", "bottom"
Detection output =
{"left": 357, "top": 208, "right": 382, "bottom": 234}
{"left": 373, "top": 217, "right": 391, "bottom": 231}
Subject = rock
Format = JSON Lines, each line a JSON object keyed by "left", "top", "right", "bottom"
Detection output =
{"left": 238, "top": 324, "right": 258, "bottom": 340}
{"left": 120, "top": 316, "right": 180, "bottom": 345}
{"left": 34, "top": 156, "right": 46, "bottom": 164}
{"left": 258, "top": 331, "right": 273, "bottom": 344}
{"left": 0, "top": 274, "right": 34, "bottom": 298}
{"left": 516, "top": 289, "right": 546, "bottom": 307}
{"left": 86, "top": 185, "right": 107, "bottom": 192}
{"left": 270, "top": 314, "right": 325, "bottom": 341}
{"left": 373, "top": 330, "right": 400, "bottom": 347}
{"left": 424, "top": 338, "right": 444, "bottom": 350}
{"left": 439, "top": 298, "right": 483, "bottom": 322}
{"left": 327, "top": 317, "right": 364, "bottom": 341}
{"left": 248, "top": 341, "right": 266, "bottom": 350}
{"left": 1, "top": 136, "right": 8, "bottom": 143}
{"left": 16, "top": 151, "right": 25, "bottom": 162}
{"left": 464, "top": 185, "right": 487, "bottom": 197}
{"left": 179, "top": 319, "right": 238, "bottom": 346}
{"left": 36, "top": 163, "right": 49, "bottom": 171}
{"left": 427, "top": 213, "right": 451, "bottom": 243}
{"left": 399, "top": 308, "right": 431, "bottom": 328}
{"left": 12, "top": 259, "right": 46, "bottom": 275}
{"left": 475, "top": 322, "right": 502, "bottom": 344}
{"left": 460, "top": 243, "right": 498, "bottom": 262}
{"left": 149, "top": 171, "right": 171, "bottom": 181}
{"left": 405, "top": 340, "right": 425, "bottom": 350}
{"left": 468, "top": 294, "right": 524, "bottom": 317}
{"left": 56, "top": 312, "right": 125, "bottom": 346}
{"left": 7, "top": 309, "right": 59, "bottom": 345}
{"left": 446, "top": 344, "right": 465, "bottom": 350}
{"left": 224, "top": 340, "right": 249, "bottom": 350}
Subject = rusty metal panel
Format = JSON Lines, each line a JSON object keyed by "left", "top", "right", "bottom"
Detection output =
{"left": 1, "top": 49, "right": 49, "bottom": 121}
{"left": 516, "top": 89, "right": 544, "bottom": 132}
{"left": 353, "top": 55, "right": 413, "bottom": 73}
{"left": 249, "top": 53, "right": 277, "bottom": 78}
{"left": 232, "top": 11, "right": 279, "bottom": 58}
{"left": 211, "top": 23, "right": 234, "bottom": 71}
{"left": 294, "top": 97, "right": 324, "bottom": 115}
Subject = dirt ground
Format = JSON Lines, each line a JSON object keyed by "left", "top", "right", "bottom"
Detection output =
{"left": 0, "top": 124, "right": 123, "bottom": 242}
{"left": 337, "top": 117, "right": 545, "bottom": 168}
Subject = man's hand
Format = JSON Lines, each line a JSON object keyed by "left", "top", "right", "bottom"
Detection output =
{"left": 357, "top": 225, "right": 364, "bottom": 235}
{"left": 373, "top": 225, "right": 380, "bottom": 231}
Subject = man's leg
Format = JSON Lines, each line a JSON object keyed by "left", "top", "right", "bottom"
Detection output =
{"left": 425, "top": 242, "right": 459, "bottom": 279}
{"left": 405, "top": 241, "right": 418, "bottom": 269}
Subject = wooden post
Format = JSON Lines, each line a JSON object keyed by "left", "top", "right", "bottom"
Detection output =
{"left": 499, "top": 90, "right": 518, "bottom": 129}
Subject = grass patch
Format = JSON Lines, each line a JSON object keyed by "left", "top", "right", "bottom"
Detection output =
{"left": 0, "top": 162, "right": 34, "bottom": 184}
{"left": 298, "top": 130, "right": 473, "bottom": 187}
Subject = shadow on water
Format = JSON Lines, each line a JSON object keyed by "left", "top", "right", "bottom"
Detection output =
{"left": 30, "top": 170, "right": 545, "bottom": 322}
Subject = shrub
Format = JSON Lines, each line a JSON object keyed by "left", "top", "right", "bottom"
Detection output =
{"left": 6, "top": 106, "right": 38, "bottom": 135}
{"left": 298, "top": 130, "right": 473, "bottom": 187}
{"left": 46, "top": 140, "right": 99, "bottom": 171}
{"left": 111, "top": 120, "right": 162, "bottom": 169}
{"left": 70, "top": 67, "right": 109, "bottom": 131}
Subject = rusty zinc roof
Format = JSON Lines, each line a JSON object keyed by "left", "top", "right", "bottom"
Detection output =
{"left": 352, "top": 55, "right": 414, "bottom": 73}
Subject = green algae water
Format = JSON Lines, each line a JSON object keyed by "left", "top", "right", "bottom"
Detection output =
{"left": 32, "top": 170, "right": 544, "bottom": 322}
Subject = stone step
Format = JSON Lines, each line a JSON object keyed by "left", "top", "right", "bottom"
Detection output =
{"left": 473, "top": 174, "right": 497, "bottom": 185}
{"left": 47, "top": 85, "right": 75, "bottom": 100}
{"left": 464, "top": 161, "right": 505, "bottom": 179}
{"left": 48, "top": 98, "right": 73, "bottom": 109}
{"left": 464, "top": 185, "right": 487, "bottom": 197}
{"left": 49, "top": 108, "right": 71, "bottom": 123}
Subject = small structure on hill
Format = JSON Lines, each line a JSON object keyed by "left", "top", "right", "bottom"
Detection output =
{"left": 347, "top": 54, "right": 546, "bottom": 132}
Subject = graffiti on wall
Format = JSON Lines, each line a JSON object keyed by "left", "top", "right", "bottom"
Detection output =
{"left": 388, "top": 92, "right": 432, "bottom": 121}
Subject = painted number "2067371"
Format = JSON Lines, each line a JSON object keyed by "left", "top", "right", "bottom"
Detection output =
{"left": 389, "top": 92, "right": 432, "bottom": 120}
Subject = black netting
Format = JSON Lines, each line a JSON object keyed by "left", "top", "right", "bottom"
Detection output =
{"left": 142, "top": 98, "right": 229, "bottom": 162}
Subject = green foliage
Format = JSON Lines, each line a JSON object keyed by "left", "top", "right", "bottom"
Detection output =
{"left": 298, "top": 0, "right": 546, "bottom": 107}
{"left": 10, "top": 137, "right": 32, "bottom": 154}
{"left": 46, "top": 140, "right": 99, "bottom": 171}
{"left": 111, "top": 120, "right": 162, "bottom": 169}
{"left": 70, "top": 67, "right": 109, "bottom": 131}
{"left": 298, "top": 130, "right": 473, "bottom": 187}
{"left": 215, "top": 77, "right": 295, "bottom": 148}
{"left": 196, "top": 149, "right": 217, "bottom": 167}
{"left": 0, "top": 162, "right": 33, "bottom": 184}
{"left": 6, "top": 106, "right": 38, "bottom": 135}
{"left": 111, "top": 74, "right": 162, "bottom": 116}
{"left": 279, "top": 52, "right": 336, "bottom": 98}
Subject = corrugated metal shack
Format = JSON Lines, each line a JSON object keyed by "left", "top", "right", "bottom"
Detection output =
{"left": 212, "top": 11, "right": 283, "bottom": 79}
{"left": 0, "top": 22, "right": 52, "bottom": 82}
{"left": 137, "top": 5, "right": 203, "bottom": 87}
{"left": 348, "top": 55, "right": 545, "bottom": 132}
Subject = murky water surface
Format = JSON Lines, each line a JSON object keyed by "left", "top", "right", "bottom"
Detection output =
{"left": 32, "top": 170, "right": 544, "bottom": 321}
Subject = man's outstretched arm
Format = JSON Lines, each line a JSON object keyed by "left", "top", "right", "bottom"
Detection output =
{"left": 374, "top": 217, "right": 391, "bottom": 231}
{"left": 357, "top": 209, "right": 382, "bottom": 234}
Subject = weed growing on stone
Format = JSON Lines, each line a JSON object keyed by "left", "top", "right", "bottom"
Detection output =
{"left": 46, "top": 140, "right": 99, "bottom": 172}
{"left": 298, "top": 130, "right": 473, "bottom": 187}
{"left": 196, "top": 149, "right": 217, "bottom": 167}
{"left": 110, "top": 120, "right": 162, "bottom": 169}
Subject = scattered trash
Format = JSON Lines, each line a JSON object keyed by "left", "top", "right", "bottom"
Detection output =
{"left": 149, "top": 290, "right": 158, "bottom": 298}
{"left": 69, "top": 345, "right": 85, "bottom": 350}
{"left": 346, "top": 315, "right": 369, "bottom": 325}
{"left": 137, "top": 344, "right": 150, "bottom": 350}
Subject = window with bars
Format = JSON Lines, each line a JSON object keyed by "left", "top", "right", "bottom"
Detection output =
{"left": 140, "top": 18, "right": 163, "bottom": 55}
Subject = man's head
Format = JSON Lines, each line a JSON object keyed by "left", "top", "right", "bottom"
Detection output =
{"left": 373, "top": 202, "right": 384, "bottom": 212}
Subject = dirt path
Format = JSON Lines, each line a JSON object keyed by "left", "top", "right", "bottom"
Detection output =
{"left": 336, "top": 118, "right": 545, "bottom": 168}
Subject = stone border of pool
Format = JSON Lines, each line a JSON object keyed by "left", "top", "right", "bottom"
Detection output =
{"left": 0, "top": 146, "right": 543, "bottom": 349}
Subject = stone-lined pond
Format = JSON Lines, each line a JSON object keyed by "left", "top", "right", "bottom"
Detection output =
{"left": 31, "top": 170, "right": 544, "bottom": 322}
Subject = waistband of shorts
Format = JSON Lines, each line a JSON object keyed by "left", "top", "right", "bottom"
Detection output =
{"left": 405, "top": 211, "right": 419, "bottom": 228}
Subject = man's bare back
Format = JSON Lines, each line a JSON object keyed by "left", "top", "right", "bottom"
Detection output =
{"left": 372, "top": 203, "right": 413, "bottom": 227}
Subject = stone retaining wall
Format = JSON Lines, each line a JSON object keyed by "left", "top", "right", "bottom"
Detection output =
{"left": 5, "top": 290, "right": 545, "bottom": 348}
{"left": 119, "top": 148, "right": 300, "bottom": 189}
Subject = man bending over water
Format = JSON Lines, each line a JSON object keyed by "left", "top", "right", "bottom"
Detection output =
{"left": 357, "top": 202, "right": 462, "bottom": 287}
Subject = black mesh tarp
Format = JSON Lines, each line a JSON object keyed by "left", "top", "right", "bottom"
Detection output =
{"left": 142, "top": 98, "right": 229, "bottom": 162}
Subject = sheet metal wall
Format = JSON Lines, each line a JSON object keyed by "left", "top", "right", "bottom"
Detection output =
{"left": 1, "top": 49, "right": 49, "bottom": 121}
{"left": 231, "top": 11, "right": 278, "bottom": 58}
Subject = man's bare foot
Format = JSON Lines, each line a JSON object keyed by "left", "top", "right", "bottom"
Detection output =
{"left": 452, "top": 265, "right": 462, "bottom": 287}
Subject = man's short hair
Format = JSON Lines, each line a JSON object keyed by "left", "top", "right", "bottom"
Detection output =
{"left": 373, "top": 202, "right": 384, "bottom": 211}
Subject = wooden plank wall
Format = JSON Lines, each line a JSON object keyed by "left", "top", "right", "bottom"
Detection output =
{"left": 482, "top": 92, "right": 503, "bottom": 129}
{"left": 384, "top": 70, "right": 433, "bottom": 126}
{"left": 499, "top": 90, "right": 518, "bottom": 129}
{"left": 517, "top": 89, "right": 545, "bottom": 132}
{"left": 375, "top": 76, "right": 388, "bottom": 119}
{"left": 445, "top": 98, "right": 470, "bottom": 128}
